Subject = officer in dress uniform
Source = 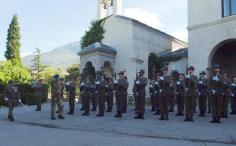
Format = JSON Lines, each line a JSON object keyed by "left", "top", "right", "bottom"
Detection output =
{"left": 134, "top": 69, "right": 148, "bottom": 119}
{"left": 176, "top": 73, "right": 185, "bottom": 116}
{"left": 198, "top": 71, "right": 209, "bottom": 117}
{"left": 209, "top": 64, "right": 224, "bottom": 123}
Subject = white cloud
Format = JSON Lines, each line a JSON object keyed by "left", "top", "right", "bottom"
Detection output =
{"left": 124, "top": 8, "right": 161, "bottom": 29}
{"left": 171, "top": 30, "right": 188, "bottom": 42}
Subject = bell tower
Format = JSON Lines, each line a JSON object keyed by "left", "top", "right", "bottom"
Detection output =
{"left": 97, "top": 0, "right": 122, "bottom": 19}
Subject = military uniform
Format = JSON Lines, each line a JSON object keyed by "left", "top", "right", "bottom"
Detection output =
{"left": 57, "top": 79, "right": 65, "bottom": 118}
{"left": 106, "top": 80, "right": 114, "bottom": 112}
{"left": 97, "top": 79, "right": 106, "bottom": 117}
{"left": 184, "top": 73, "right": 198, "bottom": 122}
{"left": 90, "top": 84, "right": 97, "bottom": 111}
{"left": 222, "top": 76, "right": 231, "bottom": 118}
{"left": 209, "top": 66, "right": 223, "bottom": 123}
{"left": 122, "top": 76, "right": 129, "bottom": 113}
{"left": 176, "top": 77, "right": 185, "bottom": 116}
{"left": 169, "top": 80, "right": 176, "bottom": 112}
{"left": 198, "top": 72, "right": 209, "bottom": 117}
{"left": 134, "top": 70, "right": 148, "bottom": 119}
{"left": 80, "top": 81, "right": 85, "bottom": 111}
{"left": 51, "top": 76, "right": 64, "bottom": 120}
{"left": 67, "top": 81, "right": 76, "bottom": 114}
{"left": 230, "top": 78, "right": 236, "bottom": 114}
{"left": 153, "top": 78, "right": 160, "bottom": 115}
{"left": 33, "top": 81, "right": 43, "bottom": 111}
{"left": 150, "top": 78, "right": 157, "bottom": 111}
{"left": 82, "top": 79, "right": 91, "bottom": 115}
{"left": 159, "top": 74, "right": 171, "bottom": 120}
{"left": 4, "top": 82, "right": 21, "bottom": 121}
{"left": 115, "top": 74, "right": 128, "bottom": 118}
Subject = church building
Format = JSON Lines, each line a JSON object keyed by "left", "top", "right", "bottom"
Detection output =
{"left": 78, "top": 0, "right": 188, "bottom": 94}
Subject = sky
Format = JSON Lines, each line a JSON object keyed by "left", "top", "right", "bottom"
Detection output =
{"left": 0, "top": 0, "right": 187, "bottom": 60}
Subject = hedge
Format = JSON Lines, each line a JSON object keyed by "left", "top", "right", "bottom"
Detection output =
{"left": 0, "top": 83, "right": 48, "bottom": 106}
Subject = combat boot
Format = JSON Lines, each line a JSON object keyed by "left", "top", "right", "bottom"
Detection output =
{"left": 159, "top": 114, "right": 164, "bottom": 120}
{"left": 51, "top": 117, "right": 56, "bottom": 120}
{"left": 189, "top": 114, "right": 194, "bottom": 122}
{"left": 96, "top": 113, "right": 104, "bottom": 117}
{"left": 184, "top": 116, "right": 189, "bottom": 122}
{"left": 210, "top": 117, "right": 216, "bottom": 123}
{"left": 82, "top": 112, "right": 89, "bottom": 116}
{"left": 164, "top": 114, "right": 169, "bottom": 120}
{"left": 58, "top": 116, "right": 65, "bottom": 119}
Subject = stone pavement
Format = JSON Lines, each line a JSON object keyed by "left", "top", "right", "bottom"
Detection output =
{"left": 0, "top": 102, "right": 236, "bottom": 146}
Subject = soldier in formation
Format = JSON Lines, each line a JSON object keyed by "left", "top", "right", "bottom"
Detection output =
{"left": 32, "top": 79, "right": 43, "bottom": 111}
{"left": 67, "top": 78, "right": 76, "bottom": 115}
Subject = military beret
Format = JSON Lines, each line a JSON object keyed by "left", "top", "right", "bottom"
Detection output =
{"left": 188, "top": 66, "right": 195, "bottom": 71}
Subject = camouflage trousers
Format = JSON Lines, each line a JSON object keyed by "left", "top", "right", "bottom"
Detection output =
{"left": 51, "top": 96, "right": 64, "bottom": 117}
{"left": 8, "top": 99, "right": 17, "bottom": 118}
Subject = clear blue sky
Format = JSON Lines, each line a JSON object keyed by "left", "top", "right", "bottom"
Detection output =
{"left": 0, "top": 0, "right": 187, "bottom": 60}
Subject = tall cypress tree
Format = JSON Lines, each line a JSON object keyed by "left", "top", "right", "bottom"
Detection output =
{"left": 5, "top": 15, "right": 22, "bottom": 65}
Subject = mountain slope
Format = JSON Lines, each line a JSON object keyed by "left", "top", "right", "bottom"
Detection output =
{"left": 23, "top": 42, "right": 81, "bottom": 70}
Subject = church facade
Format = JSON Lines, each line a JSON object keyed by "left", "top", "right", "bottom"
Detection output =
{"left": 188, "top": 0, "right": 236, "bottom": 76}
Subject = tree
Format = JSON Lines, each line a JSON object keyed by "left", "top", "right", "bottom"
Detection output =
{"left": 66, "top": 64, "right": 80, "bottom": 80}
{"left": 5, "top": 15, "right": 22, "bottom": 65}
{"left": 31, "top": 48, "right": 48, "bottom": 80}
{"left": 80, "top": 19, "right": 105, "bottom": 49}
{"left": 0, "top": 60, "right": 31, "bottom": 83}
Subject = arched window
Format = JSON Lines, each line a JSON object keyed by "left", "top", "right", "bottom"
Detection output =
{"left": 222, "top": 0, "right": 236, "bottom": 17}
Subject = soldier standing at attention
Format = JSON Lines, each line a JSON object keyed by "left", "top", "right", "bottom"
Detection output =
{"left": 82, "top": 76, "right": 92, "bottom": 116}
{"left": 159, "top": 67, "right": 171, "bottom": 120}
{"left": 184, "top": 66, "right": 198, "bottom": 122}
{"left": 176, "top": 73, "right": 185, "bottom": 116}
{"left": 57, "top": 78, "right": 65, "bottom": 119}
{"left": 230, "top": 75, "right": 236, "bottom": 115}
{"left": 122, "top": 76, "right": 129, "bottom": 113}
{"left": 114, "top": 71, "right": 128, "bottom": 118}
{"left": 4, "top": 80, "right": 21, "bottom": 122}
{"left": 150, "top": 75, "right": 157, "bottom": 112}
{"left": 67, "top": 79, "right": 76, "bottom": 115}
{"left": 154, "top": 74, "right": 161, "bottom": 115}
{"left": 210, "top": 64, "right": 223, "bottom": 123}
{"left": 198, "top": 71, "right": 209, "bottom": 117}
{"left": 134, "top": 69, "right": 148, "bottom": 119}
{"left": 106, "top": 78, "right": 114, "bottom": 112}
{"left": 90, "top": 82, "right": 97, "bottom": 111}
{"left": 33, "top": 79, "right": 43, "bottom": 111}
{"left": 96, "top": 75, "right": 106, "bottom": 117}
{"left": 51, "top": 75, "right": 61, "bottom": 120}
{"left": 169, "top": 77, "right": 176, "bottom": 112}
{"left": 222, "top": 73, "right": 231, "bottom": 118}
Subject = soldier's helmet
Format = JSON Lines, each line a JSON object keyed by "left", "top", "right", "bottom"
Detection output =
{"left": 188, "top": 66, "right": 195, "bottom": 71}
{"left": 200, "top": 71, "right": 206, "bottom": 75}
{"left": 139, "top": 69, "right": 145, "bottom": 74}
{"left": 213, "top": 64, "right": 221, "bottom": 69}
{"left": 162, "top": 66, "right": 168, "bottom": 72}
{"left": 118, "top": 71, "right": 124, "bottom": 75}
{"left": 53, "top": 74, "right": 59, "bottom": 79}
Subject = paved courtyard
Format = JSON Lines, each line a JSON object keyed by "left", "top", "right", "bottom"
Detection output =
{"left": 0, "top": 102, "right": 236, "bottom": 146}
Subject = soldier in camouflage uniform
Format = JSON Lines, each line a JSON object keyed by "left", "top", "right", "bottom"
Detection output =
{"left": 57, "top": 78, "right": 65, "bottom": 119}
{"left": 4, "top": 80, "right": 21, "bottom": 122}
{"left": 159, "top": 67, "right": 171, "bottom": 120}
{"left": 106, "top": 78, "right": 114, "bottom": 112}
{"left": 209, "top": 64, "right": 223, "bottom": 123}
{"left": 198, "top": 71, "right": 209, "bottom": 117}
{"left": 169, "top": 78, "right": 176, "bottom": 112}
{"left": 33, "top": 79, "right": 43, "bottom": 111}
{"left": 67, "top": 79, "right": 76, "bottom": 115}
{"left": 184, "top": 66, "right": 198, "bottom": 122}
{"left": 82, "top": 76, "right": 92, "bottom": 116}
{"left": 134, "top": 69, "right": 148, "bottom": 119}
{"left": 96, "top": 75, "right": 106, "bottom": 117}
{"left": 51, "top": 75, "right": 64, "bottom": 120}
{"left": 222, "top": 73, "right": 231, "bottom": 118}
{"left": 114, "top": 71, "right": 128, "bottom": 118}
{"left": 150, "top": 76, "right": 157, "bottom": 112}
{"left": 176, "top": 73, "right": 185, "bottom": 116}
{"left": 230, "top": 75, "right": 236, "bottom": 115}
